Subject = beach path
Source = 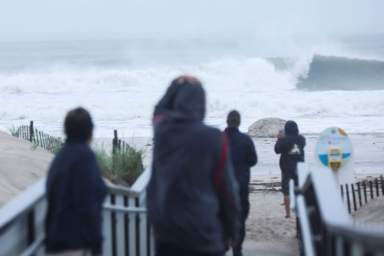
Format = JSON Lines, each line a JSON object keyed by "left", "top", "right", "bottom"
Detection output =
{"left": 228, "top": 191, "right": 299, "bottom": 256}
{"left": 0, "top": 131, "right": 52, "bottom": 207}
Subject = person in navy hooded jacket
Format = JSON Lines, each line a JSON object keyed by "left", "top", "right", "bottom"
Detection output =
{"left": 224, "top": 110, "right": 257, "bottom": 256}
{"left": 147, "top": 76, "right": 241, "bottom": 256}
{"left": 45, "top": 107, "right": 107, "bottom": 256}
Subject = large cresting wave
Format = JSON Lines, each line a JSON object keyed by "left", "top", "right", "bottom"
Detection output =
{"left": 1, "top": 55, "right": 384, "bottom": 135}
{"left": 297, "top": 55, "right": 384, "bottom": 90}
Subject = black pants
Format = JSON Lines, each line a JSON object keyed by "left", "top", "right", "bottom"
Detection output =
{"left": 232, "top": 196, "right": 250, "bottom": 256}
{"left": 155, "top": 241, "right": 224, "bottom": 256}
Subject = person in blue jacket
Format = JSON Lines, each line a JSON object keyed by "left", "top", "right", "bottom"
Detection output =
{"left": 147, "top": 76, "right": 241, "bottom": 256}
{"left": 275, "top": 120, "right": 305, "bottom": 218}
{"left": 45, "top": 107, "right": 107, "bottom": 256}
{"left": 224, "top": 110, "right": 257, "bottom": 256}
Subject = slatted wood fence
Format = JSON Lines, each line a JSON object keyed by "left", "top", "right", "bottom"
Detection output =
{"left": 340, "top": 176, "right": 384, "bottom": 214}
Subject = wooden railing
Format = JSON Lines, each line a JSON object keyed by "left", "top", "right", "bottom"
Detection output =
{"left": 3, "top": 122, "right": 152, "bottom": 256}
{"left": 340, "top": 176, "right": 384, "bottom": 214}
{"left": 292, "top": 165, "right": 384, "bottom": 255}
{"left": 0, "top": 168, "right": 152, "bottom": 256}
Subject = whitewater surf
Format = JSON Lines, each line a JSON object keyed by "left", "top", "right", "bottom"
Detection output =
{"left": 0, "top": 39, "right": 384, "bottom": 137}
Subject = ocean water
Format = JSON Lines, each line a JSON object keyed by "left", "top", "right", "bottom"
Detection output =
{"left": 0, "top": 37, "right": 384, "bottom": 138}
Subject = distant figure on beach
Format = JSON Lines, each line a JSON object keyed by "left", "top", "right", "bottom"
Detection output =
{"left": 147, "top": 76, "right": 241, "bottom": 256}
{"left": 275, "top": 121, "right": 305, "bottom": 218}
{"left": 224, "top": 110, "right": 257, "bottom": 256}
{"left": 45, "top": 107, "right": 107, "bottom": 256}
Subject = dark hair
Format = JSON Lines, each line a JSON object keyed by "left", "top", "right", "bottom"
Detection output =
{"left": 227, "top": 110, "right": 241, "bottom": 127}
{"left": 64, "top": 107, "right": 94, "bottom": 141}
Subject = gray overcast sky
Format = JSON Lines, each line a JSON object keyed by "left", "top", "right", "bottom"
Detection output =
{"left": 0, "top": 0, "right": 383, "bottom": 41}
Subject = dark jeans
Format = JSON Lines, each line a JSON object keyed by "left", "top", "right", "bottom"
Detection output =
{"left": 155, "top": 241, "right": 224, "bottom": 256}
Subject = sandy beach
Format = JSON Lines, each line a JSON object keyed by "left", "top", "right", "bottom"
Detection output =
{"left": 0, "top": 130, "right": 383, "bottom": 256}
{"left": 240, "top": 191, "right": 299, "bottom": 256}
{"left": 353, "top": 198, "right": 384, "bottom": 225}
{"left": 119, "top": 133, "right": 384, "bottom": 183}
{"left": 250, "top": 133, "right": 384, "bottom": 181}
{"left": 0, "top": 131, "right": 52, "bottom": 206}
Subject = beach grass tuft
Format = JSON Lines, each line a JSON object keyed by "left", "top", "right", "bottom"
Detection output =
{"left": 8, "top": 126, "right": 19, "bottom": 137}
{"left": 95, "top": 146, "right": 145, "bottom": 186}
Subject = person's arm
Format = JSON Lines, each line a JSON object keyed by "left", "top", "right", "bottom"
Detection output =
{"left": 300, "top": 136, "right": 306, "bottom": 162}
{"left": 247, "top": 137, "right": 257, "bottom": 166}
{"left": 212, "top": 134, "right": 241, "bottom": 243}
{"left": 73, "top": 150, "right": 107, "bottom": 254}
{"left": 274, "top": 138, "right": 290, "bottom": 154}
{"left": 274, "top": 138, "right": 283, "bottom": 154}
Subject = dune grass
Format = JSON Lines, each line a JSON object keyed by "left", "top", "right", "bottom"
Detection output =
{"left": 95, "top": 146, "right": 145, "bottom": 186}
{"left": 8, "top": 126, "right": 19, "bottom": 137}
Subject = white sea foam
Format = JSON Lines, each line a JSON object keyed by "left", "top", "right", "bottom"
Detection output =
{"left": 1, "top": 55, "right": 384, "bottom": 137}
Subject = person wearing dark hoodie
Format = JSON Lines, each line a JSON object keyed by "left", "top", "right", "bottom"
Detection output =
{"left": 45, "top": 107, "right": 107, "bottom": 256}
{"left": 147, "top": 76, "right": 241, "bottom": 256}
{"left": 224, "top": 110, "right": 257, "bottom": 256}
{"left": 274, "top": 120, "right": 305, "bottom": 218}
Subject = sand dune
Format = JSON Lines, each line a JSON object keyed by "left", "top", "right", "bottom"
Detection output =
{"left": 353, "top": 198, "right": 384, "bottom": 225}
{"left": 0, "top": 131, "right": 52, "bottom": 207}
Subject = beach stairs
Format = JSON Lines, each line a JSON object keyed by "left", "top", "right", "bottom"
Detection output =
{"left": 241, "top": 240, "right": 298, "bottom": 256}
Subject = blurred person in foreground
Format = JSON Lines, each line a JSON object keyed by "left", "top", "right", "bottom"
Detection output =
{"left": 45, "top": 107, "right": 107, "bottom": 256}
{"left": 274, "top": 120, "right": 305, "bottom": 218}
{"left": 147, "top": 76, "right": 241, "bottom": 256}
{"left": 224, "top": 110, "right": 257, "bottom": 256}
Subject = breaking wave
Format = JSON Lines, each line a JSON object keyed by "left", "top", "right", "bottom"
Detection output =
{"left": 1, "top": 54, "right": 384, "bottom": 135}
{"left": 297, "top": 55, "right": 384, "bottom": 90}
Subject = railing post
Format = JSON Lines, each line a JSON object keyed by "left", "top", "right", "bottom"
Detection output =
{"left": 363, "top": 181, "right": 368, "bottom": 204}
{"left": 375, "top": 178, "right": 379, "bottom": 197}
{"left": 345, "top": 184, "right": 351, "bottom": 214}
{"left": 29, "top": 121, "right": 34, "bottom": 142}
{"left": 27, "top": 210, "right": 35, "bottom": 245}
{"left": 111, "top": 194, "right": 117, "bottom": 256}
{"left": 340, "top": 185, "right": 344, "bottom": 201}
{"left": 369, "top": 181, "right": 374, "bottom": 199}
{"left": 357, "top": 182, "right": 363, "bottom": 208}
{"left": 351, "top": 184, "right": 357, "bottom": 212}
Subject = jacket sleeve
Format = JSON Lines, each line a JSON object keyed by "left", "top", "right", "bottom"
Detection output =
{"left": 247, "top": 137, "right": 258, "bottom": 166}
{"left": 300, "top": 135, "right": 306, "bottom": 162}
{"left": 274, "top": 138, "right": 290, "bottom": 154}
{"left": 73, "top": 151, "right": 107, "bottom": 254}
{"left": 213, "top": 134, "right": 241, "bottom": 242}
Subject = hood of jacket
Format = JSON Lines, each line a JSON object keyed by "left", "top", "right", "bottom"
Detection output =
{"left": 153, "top": 77, "right": 206, "bottom": 123}
{"left": 285, "top": 120, "right": 299, "bottom": 136}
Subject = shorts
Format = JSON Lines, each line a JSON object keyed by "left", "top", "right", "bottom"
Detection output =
{"left": 281, "top": 171, "right": 297, "bottom": 196}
